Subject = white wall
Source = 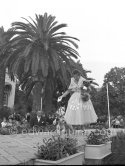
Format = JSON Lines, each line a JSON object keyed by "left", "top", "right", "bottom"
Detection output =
{"left": 5, "top": 74, "right": 16, "bottom": 108}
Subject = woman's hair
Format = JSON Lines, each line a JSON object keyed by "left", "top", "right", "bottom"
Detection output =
{"left": 72, "top": 69, "right": 81, "bottom": 76}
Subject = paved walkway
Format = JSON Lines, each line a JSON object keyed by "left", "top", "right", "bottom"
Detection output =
{"left": 0, "top": 132, "right": 86, "bottom": 165}
{"left": 0, "top": 128, "right": 124, "bottom": 165}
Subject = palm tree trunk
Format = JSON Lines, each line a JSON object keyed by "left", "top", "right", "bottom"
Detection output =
{"left": 32, "top": 82, "right": 43, "bottom": 112}
{"left": 44, "top": 81, "right": 53, "bottom": 114}
{"left": 0, "top": 65, "right": 5, "bottom": 110}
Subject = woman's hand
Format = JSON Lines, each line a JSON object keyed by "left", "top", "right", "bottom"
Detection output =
{"left": 58, "top": 96, "right": 63, "bottom": 102}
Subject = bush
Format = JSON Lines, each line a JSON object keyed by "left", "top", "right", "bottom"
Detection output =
{"left": 104, "top": 131, "right": 125, "bottom": 165}
{"left": 0, "top": 127, "right": 10, "bottom": 135}
{"left": 86, "top": 128, "right": 110, "bottom": 145}
{"left": 36, "top": 135, "right": 78, "bottom": 161}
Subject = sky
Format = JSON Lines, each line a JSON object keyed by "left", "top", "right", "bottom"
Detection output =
{"left": 1, "top": 0, "right": 125, "bottom": 87}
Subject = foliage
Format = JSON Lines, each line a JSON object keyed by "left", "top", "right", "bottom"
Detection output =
{"left": 104, "top": 131, "right": 125, "bottom": 165}
{"left": 0, "top": 127, "right": 10, "bottom": 135}
{"left": 90, "top": 87, "right": 107, "bottom": 116}
{"left": 0, "top": 106, "right": 12, "bottom": 120}
{"left": 86, "top": 129, "right": 110, "bottom": 145}
{"left": 91, "top": 67, "right": 125, "bottom": 117}
{"left": 36, "top": 135, "right": 78, "bottom": 161}
{"left": 103, "top": 67, "right": 125, "bottom": 116}
{"left": 2, "top": 13, "right": 80, "bottom": 111}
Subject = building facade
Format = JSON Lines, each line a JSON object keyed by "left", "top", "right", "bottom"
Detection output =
{"left": 4, "top": 73, "right": 16, "bottom": 108}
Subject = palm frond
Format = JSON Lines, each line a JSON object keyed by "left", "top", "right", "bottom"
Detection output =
{"left": 22, "top": 17, "right": 38, "bottom": 33}
{"left": 47, "top": 18, "right": 57, "bottom": 30}
{"left": 50, "top": 49, "right": 59, "bottom": 71}
{"left": 49, "top": 24, "right": 67, "bottom": 36}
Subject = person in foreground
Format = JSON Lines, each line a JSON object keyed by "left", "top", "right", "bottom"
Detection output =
{"left": 58, "top": 69, "right": 98, "bottom": 128}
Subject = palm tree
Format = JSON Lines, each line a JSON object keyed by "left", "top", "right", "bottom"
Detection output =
{"left": 3, "top": 13, "right": 80, "bottom": 112}
{"left": 0, "top": 27, "right": 13, "bottom": 110}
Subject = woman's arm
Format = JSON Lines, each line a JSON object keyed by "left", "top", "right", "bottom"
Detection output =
{"left": 58, "top": 78, "right": 75, "bottom": 101}
{"left": 62, "top": 89, "right": 70, "bottom": 98}
{"left": 58, "top": 89, "right": 71, "bottom": 101}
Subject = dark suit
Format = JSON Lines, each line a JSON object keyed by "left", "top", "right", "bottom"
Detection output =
{"left": 30, "top": 116, "right": 46, "bottom": 128}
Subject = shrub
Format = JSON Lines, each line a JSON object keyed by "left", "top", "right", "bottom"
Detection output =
{"left": 86, "top": 128, "right": 111, "bottom": 145}
{"left": 36, "top": 135, "right": 78, "bottom": 161}
{"left": 0, "top": 127, "right": 10, "bottom": 135}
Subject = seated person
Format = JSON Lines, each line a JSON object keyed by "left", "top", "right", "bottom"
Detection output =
{"left": 15, "top": 113, "right": 21, "bottom": 122}
{"left": 7, "top": 118, "right": 13, "bottom": 127}
{"left": 29, "top": 110, "right": 47, "bottom": 129}
{"left": 119, "top": 118, "right": 124, "bottom": 128}
{"left": 21, "top": 118, "right": 30, "bottom": 128}
{"left": 46, "top": 114, "right": 55, "bottom": 125}
{"left": 25, "top": 112, "right": 31, "bottom": 123}
{"left": 113, "top": 118, "right": 120, "bottom": 128}
{"left": 1, "top": 117, "right": 7, "bottom": 128}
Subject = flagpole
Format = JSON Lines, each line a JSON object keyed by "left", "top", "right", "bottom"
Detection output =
{"left": 106, "top": 83, "right": 111, "bottom": 128}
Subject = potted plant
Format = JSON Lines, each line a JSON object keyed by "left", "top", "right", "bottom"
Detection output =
{"left": 33, "top": 134, "right": 85, "bottom": 165}
{"left": 85, "top": 128, "right": 112, "bottom": 160}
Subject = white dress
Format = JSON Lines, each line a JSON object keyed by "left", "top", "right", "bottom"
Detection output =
{"left": 64, "top": 76, "right": 98, "bottom": 125}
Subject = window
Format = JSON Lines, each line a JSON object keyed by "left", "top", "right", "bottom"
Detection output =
{"left": 3, "top": 91, "right": 8, "bottom": 106}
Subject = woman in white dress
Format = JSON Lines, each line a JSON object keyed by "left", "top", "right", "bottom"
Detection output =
{"left": 58, "top": 69, "right": 98, "bottom": 126}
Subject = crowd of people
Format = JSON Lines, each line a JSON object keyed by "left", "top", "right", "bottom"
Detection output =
{"left": 0, "top": 111, "right": 125, "bottom": 135}
{"left": 0, "top": 111, "right": 57, "bottom": 134}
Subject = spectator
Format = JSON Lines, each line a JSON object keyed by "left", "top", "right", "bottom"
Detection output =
{"left": 111, "top": 118, "right": 116, "bottom": 127}
{"left": 29, "top": 110, "right": 47, "bottom": 128}
{"left": 7, "top": 118, "right": 13, "bottom": 127}
{"left": 25, "top": 112, "right": 31, "bottom": 123}
{"left": 1, "top": 117, "right": 7, "bottom": 128}
{"left": 120, "top": 118, "right": 124, "bottom": 128}
{"left": 21, "top": 117, "right": 30, "bottom": 128}
{"left": 117, "top": 115, "right": 124, "bottom": 128}
{"left": 15, "top": 120, "right": 21, "bottom": 127}
{"left": 15, "top": 113, "right": 21, "bottom": 122}
{"left": 8, "top": 114, "right": 14, "bottom": 120}
{"left": 46, "top": 114, "right": 55, "bottom": 125}
{"left": 113, "top": 118, "right": 120, "bottom": 128}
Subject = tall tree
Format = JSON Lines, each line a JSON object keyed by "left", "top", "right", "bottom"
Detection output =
{"left": 103, "top": 67, "right": 125, "bottom": 115}
{"left": 92, "top": 67, "right": 125, "bottom": 117}
{"left": 3, "top": 13, "right": 80, "bottom": 112}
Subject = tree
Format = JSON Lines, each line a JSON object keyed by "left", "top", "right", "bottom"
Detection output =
{"left": 3, "top": 13, "right": 80, "bottom": 112}
{"left": 103, "top": 67, "right": 125, "bottom": 116}
{"left": 92, "top": 67, "right": 125, "bottom": 117}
